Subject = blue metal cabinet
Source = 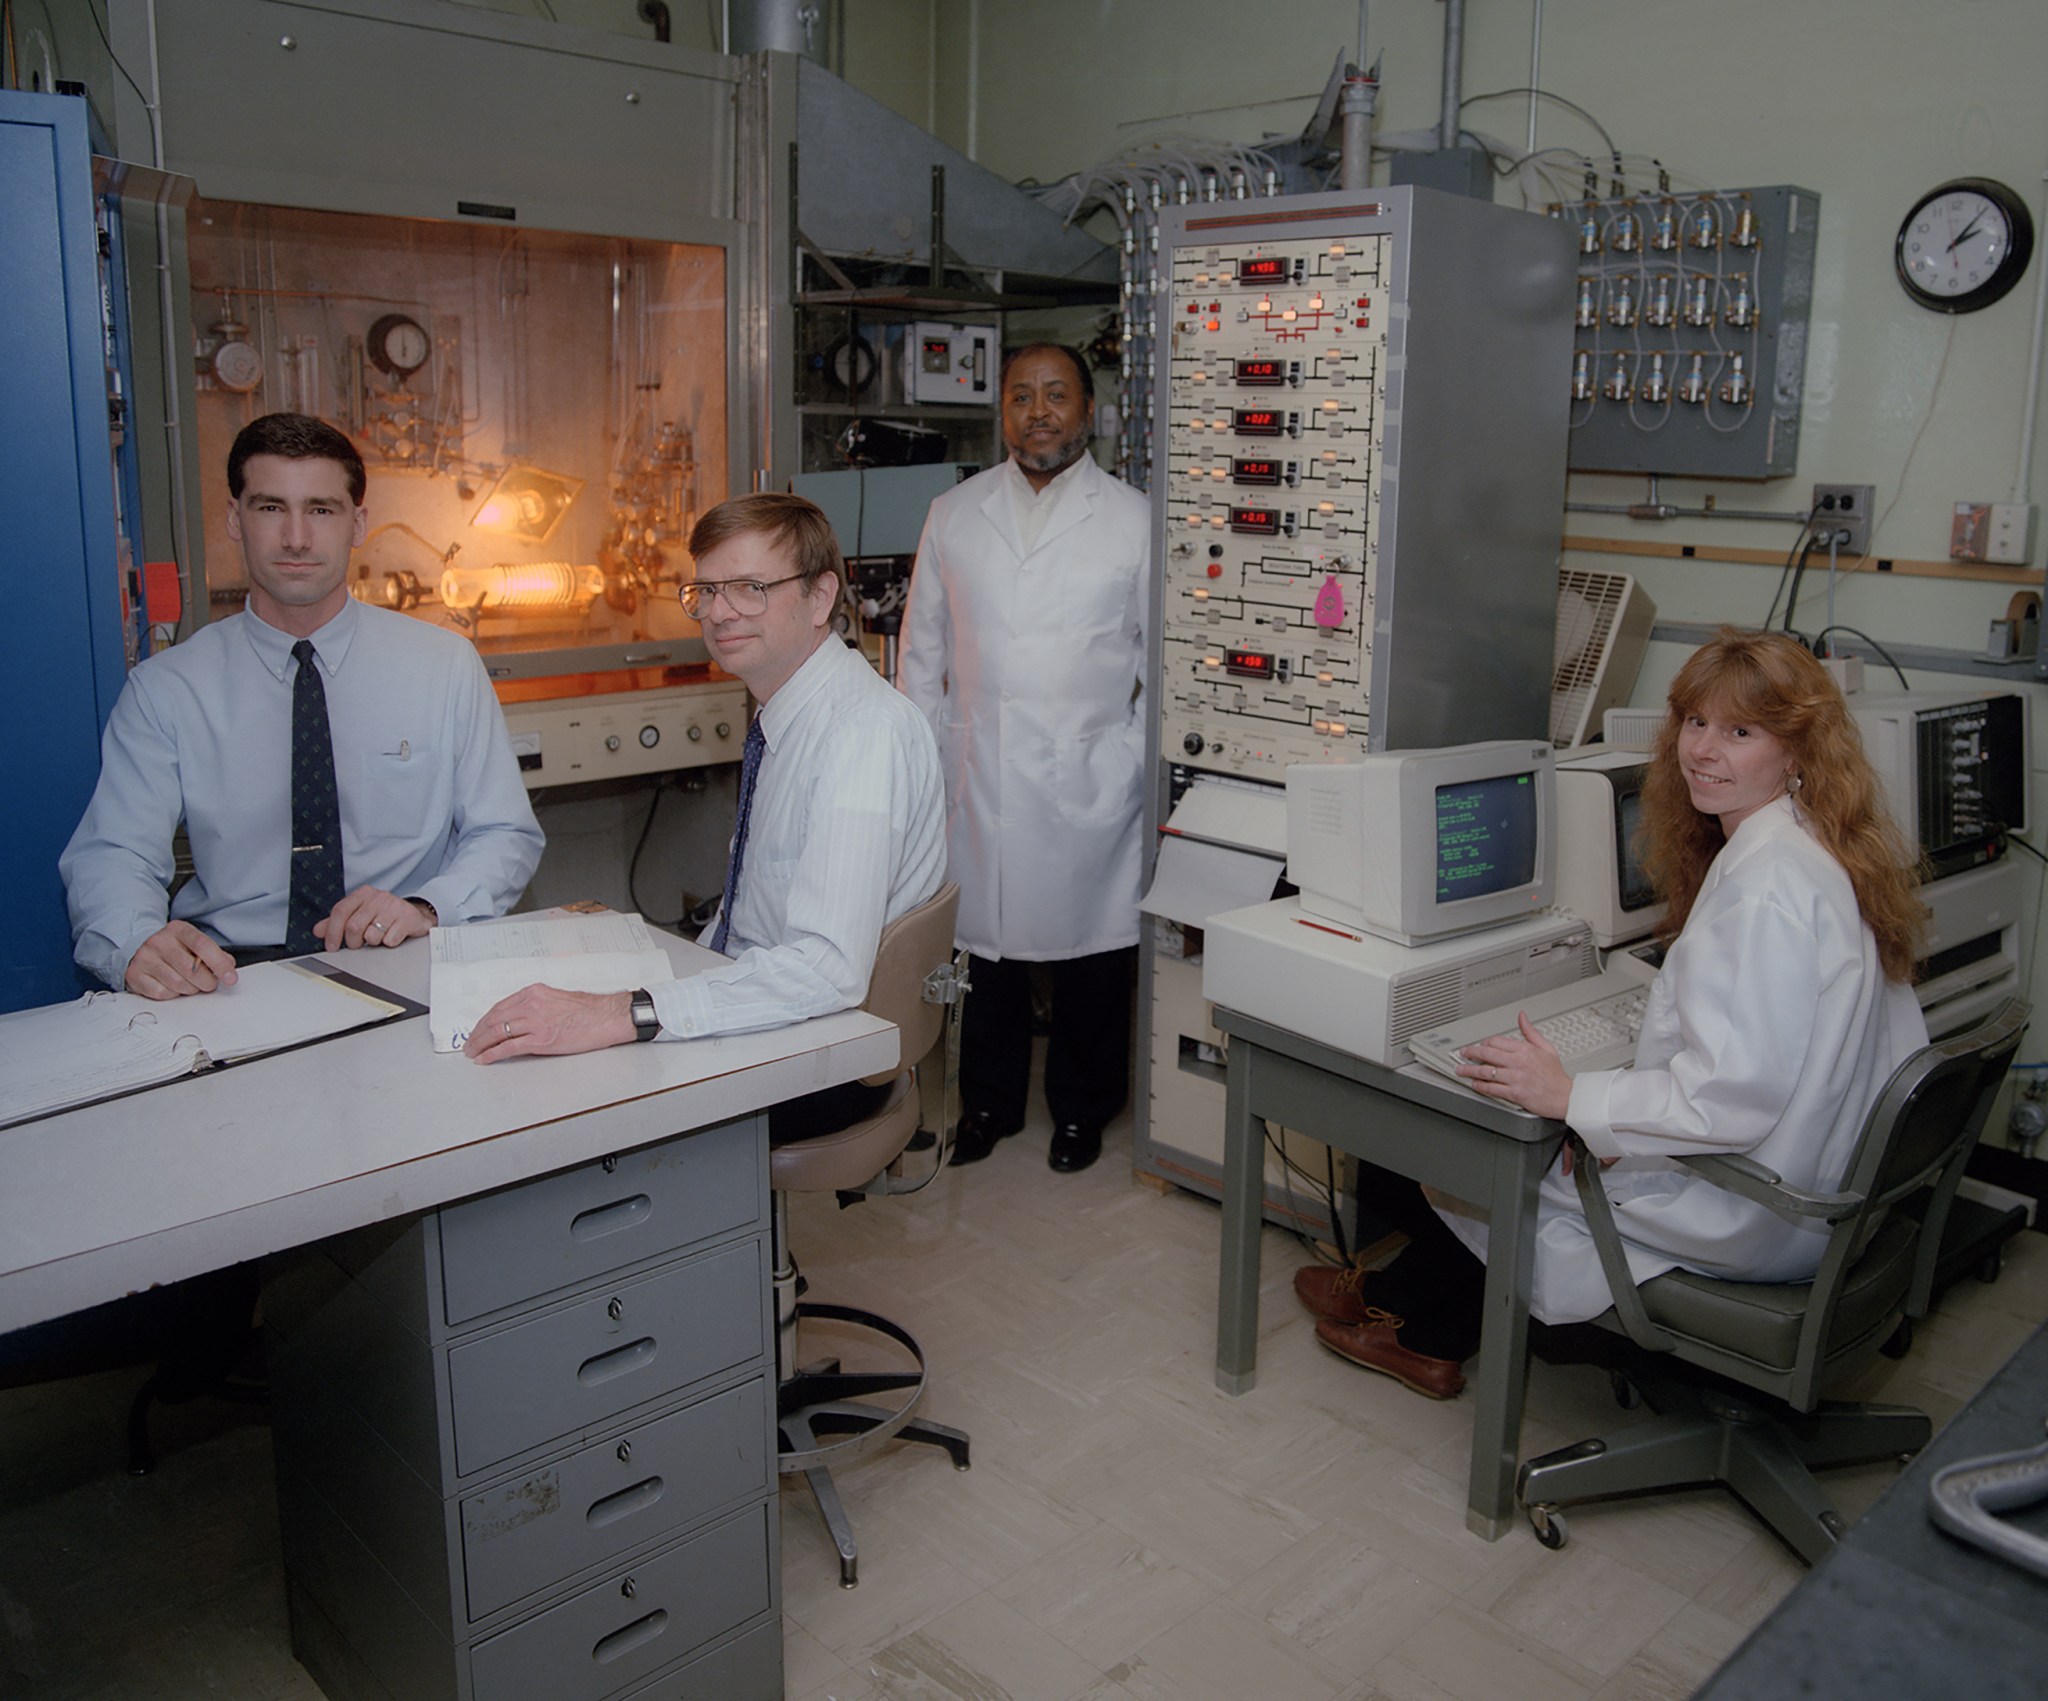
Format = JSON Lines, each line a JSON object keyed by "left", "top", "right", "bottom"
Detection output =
{"left": 0, "top": 90, "right": 129, "bottom": 1012}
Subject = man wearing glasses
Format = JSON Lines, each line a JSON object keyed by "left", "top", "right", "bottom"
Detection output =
{"left": 467, "top": 493, "right": 944, "bottom": 1125}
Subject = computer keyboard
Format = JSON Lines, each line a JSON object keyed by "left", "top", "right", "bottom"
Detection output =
{"left": 1408, "top": 959, "right": 1654, "bottom": 1086}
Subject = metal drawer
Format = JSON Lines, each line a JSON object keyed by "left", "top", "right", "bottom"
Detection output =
{"left": 615, "top": 1617, "right": 781, "bottom": 1701}
{"left": 466, "top": 1506, "right": 771, "bottom": 1701}
{"left": 460, "top": 1376, "right": 768, "bottom": 1622}
{"left": 439, "top": 1118, "right": 759, "bottom": 1326}
{"left": 447, "top": 1239, "right": 764, "bottom": 1478}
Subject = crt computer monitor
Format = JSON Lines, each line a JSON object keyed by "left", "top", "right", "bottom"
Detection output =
{"left": 1847, "top": 691, "right": 2029, "bottom": 881}
{"left": 1287, "top": 740, "right": 1557, "bottom": 946}
{"left": 1554, "top": 747, "right": 1666, "bottom": 949}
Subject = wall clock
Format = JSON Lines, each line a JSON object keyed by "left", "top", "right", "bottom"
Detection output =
{"left": 1896, "top": 178, "right": 2034, "bottom": 313}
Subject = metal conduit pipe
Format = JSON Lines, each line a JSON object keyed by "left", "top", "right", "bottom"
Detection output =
{"left": 1338, "top": 74, "right": 1377, "bottom": 190}
{"left": 1565, "top": 502, "right": 1815, "bottom": 523}
{"left": 1438, "top": 0, "right": 1465, "bottom": 151}
{"left": 1337, "top": 0, "right": 1375, "bottom": 190}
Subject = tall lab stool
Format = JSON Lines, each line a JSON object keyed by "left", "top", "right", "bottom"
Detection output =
{"left": 770, "top": 882, "right": 972, "bottom": 1586}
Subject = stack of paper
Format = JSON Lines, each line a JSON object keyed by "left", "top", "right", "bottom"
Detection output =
{"left": 429, "top": 912, "right": 674, "bottom": 1053}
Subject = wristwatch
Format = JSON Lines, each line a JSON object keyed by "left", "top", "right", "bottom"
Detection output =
{"left": 628, "top": 988, "right": 661, "bottom": 1042}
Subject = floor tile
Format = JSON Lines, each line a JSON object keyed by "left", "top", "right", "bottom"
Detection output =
{"left": 1229, "top": 1518, "right": 1456, "bottom": 1673}
{"left": 1374, "top": 1597, "right": 1602, "bottom": 1701}
{"left": 993, "top": 1522, "right": 1219, "bottom": 1671}
{"left": 1112, "top": 1597, "right": 1346, "bottom": 1701}
{"left": 867, "top": 1591, "right": 1102, "bottom": 1701}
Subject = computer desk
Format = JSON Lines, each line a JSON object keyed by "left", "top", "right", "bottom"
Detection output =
{"left": 0, "top": 932, "right": 895, "bottom": 1335}
{"left": 1210, "top": 1005, "right": 1564, "bottom": 1541}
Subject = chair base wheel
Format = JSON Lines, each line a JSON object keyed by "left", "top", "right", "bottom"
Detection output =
{"left": 1529, "top": 1503, "right": 1568, "bottom": 1549}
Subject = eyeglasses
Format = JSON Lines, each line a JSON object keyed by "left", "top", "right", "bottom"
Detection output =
{"left": 677, "top": 573, "right": 806, "bottom": 618}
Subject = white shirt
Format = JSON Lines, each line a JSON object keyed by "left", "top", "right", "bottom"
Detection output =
{"left": 1439, "top": 795, "right": 1928, "bottom": 1324}
{"left": 1008, "top": 453, "right": 1090, "bottom": 554}
{"left": 652, "top": 636, "right": 946, "bottom": 1039}
{"left": 61, "top": 599, "right": 544, "bottom": 989}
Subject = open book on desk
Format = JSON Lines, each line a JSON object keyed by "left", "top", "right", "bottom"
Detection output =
{"left": 429, "top": 911, "right": 677, "bottom": 1053}
{"left": 0, "top": 961, "right": 411, "bottom": 1128}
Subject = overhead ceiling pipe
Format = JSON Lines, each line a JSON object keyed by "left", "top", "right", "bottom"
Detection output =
{"left": 1438, "top": 0, "right": 1466, "bottom": 152}
{"left": 728, "top": 0, "right": 824, "bottom": 61}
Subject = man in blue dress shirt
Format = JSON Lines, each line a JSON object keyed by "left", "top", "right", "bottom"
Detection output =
{"left": 60, "top": 413, "right": 543, "bottom": 997}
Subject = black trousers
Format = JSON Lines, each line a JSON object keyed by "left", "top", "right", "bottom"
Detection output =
{"left": 768, "top": 1078, "right": 893, "bottom": 1146}
{"left": 961, "top": 945, "right": 1137, "bottom": 1131}
{"left": 1350, "top": 1158, "right": 1489, "bottom": 1362}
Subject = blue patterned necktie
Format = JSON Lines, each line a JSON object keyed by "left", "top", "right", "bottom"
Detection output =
{"left": 709, "top": 716, "right": 767, "bottom": 956}
{"left": 286, "top": 638, "right": 345, "bottom": 955}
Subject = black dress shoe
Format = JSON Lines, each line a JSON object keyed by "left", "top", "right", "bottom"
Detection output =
{"left": 1047, "top": 1122, "right": 1103, "bottom": 1174}
{"left": 948, "top": 1108, "right": 1022, "bottom": 1167}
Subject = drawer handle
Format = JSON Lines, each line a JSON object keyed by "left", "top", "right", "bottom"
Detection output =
{"left": 592, "top": 1607, "right": 667, "bottom": 1664}
{"left": 586, "top": 1475, "right": 665, "bottom": 1528}
{"left": 572, "top": 1195, "right": 653, "bottom": 1243}
{"left": 577, "top": 1337, "right": 656, "bottom": 1387}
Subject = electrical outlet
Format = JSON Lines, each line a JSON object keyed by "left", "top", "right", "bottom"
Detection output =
{"left": 1810, "top": 483, "right": 1876, "bottom": 555}
{"left": 1987, "top": 502, "right": 2036, "bottom": 566}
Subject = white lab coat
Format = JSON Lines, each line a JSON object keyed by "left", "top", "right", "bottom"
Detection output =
{"left": 1439, "top": 794, "right": 1928, "bottom": 1325}
{"left": 898, "top": 456, "right": 1151, "bottom": 960}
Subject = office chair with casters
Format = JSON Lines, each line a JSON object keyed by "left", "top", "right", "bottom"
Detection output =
{"left": 770, "top": 882, "right": 972, "bottom": 1587}
{"left": 1517, "top": 996, "right": 2030, "bottom": 1564}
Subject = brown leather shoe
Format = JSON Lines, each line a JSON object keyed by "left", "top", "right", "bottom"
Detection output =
{"left": 1314, "top": 1312, "right": 1466, "bottom": 1400}
{"left": 1293, "top": 1264, "right": 1393, "bottom": 1326}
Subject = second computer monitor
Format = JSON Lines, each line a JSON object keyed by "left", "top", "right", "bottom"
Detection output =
{"left": 1554, "top": 747, "right": 1666, "bottom": 948}
{"left": 1288, "top": 740, "right": 1557, "bottom": 946}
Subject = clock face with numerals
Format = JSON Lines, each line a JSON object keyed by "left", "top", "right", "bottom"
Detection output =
{"left": 1896, "top": 178, "right": 2035, "bottom": 313}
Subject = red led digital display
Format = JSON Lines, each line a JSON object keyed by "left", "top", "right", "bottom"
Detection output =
{"left": 1234, "top": 358, "right": 1286, "bottom": 386}
{"left": 1232, "top": 407, "right": 1286, "bottom": 437}
{"left": 1229, "top": 506, "right": 1281, "bottom": 536}
{"left": 1224, "top": 648, "right": 1276, "bottom": 678}
{"left": 1238, "top": 256, "right": 1288, "bottom": 284}
{"left": 1231, "top": 457, "right": 1283, "bottom": 486}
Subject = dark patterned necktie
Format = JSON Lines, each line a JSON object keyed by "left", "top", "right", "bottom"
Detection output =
{"left": 709, "top": 716, "right": 767, "bottom": 956}
{"left": 286, "top": 638, "right": 345, "bottom": 954}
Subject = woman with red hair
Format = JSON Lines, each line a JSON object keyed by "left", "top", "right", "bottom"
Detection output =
{"left": 1301, "top": 629, "right": 1929, "bottom": 1399}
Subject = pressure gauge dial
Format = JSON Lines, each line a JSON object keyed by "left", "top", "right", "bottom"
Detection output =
{"left": 367, "top": 313, "right": 432, "bottom": 380}
{"left": 1896, "top": 179, "right": 2035, "bottom": 314}
{"left": 210, "top": 339, "right": 265, "bottom": 393}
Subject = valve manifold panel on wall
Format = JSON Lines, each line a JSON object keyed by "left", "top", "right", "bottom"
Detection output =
{"left": 1563, "top": 185, "right": 1819, "bottom": 479}
{"left": 1153, "top": 189, "right": 1579, "bottom": 782}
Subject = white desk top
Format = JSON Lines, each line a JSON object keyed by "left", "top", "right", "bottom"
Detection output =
{"left": 0, "top": 934, "right": 897, "bottom": 1333}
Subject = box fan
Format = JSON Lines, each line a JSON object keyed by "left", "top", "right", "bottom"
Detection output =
{"left": 1551, "top": 568, "right": 1656, "bottom": 747}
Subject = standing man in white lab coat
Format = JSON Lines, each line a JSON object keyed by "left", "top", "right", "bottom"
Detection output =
{"left": 899, "top": 344, "right": 1151, "bottom": 1174}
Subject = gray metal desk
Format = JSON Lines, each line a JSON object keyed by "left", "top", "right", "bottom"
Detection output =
{"left": 0, "top": 935, "right": 894, "bottom": 1335}
{"left": 0, "top": 934, "right": 898, "bottom": 1699}
{"left": 1211, "top": 1006, "right": 1565, "bottom": 1540}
